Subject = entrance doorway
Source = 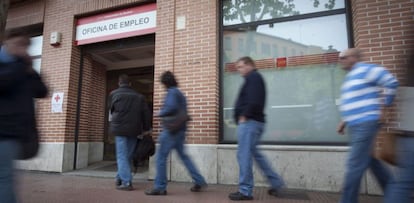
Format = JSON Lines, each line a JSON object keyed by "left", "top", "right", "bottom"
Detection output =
{"left": 82, "top": 34, "right": 155, "bottom": 162}
{"left": 105, "top": 67, "right": 154, "bottom": 160}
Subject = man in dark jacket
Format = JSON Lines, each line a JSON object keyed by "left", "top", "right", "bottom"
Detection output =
{"left": 229, "top": 56, "right": 284, "bottom": 201}
{"left": 0, "top": 30, "right": 48, "bottom": 203}
{"left": 108, "top": 74, "right": 150, "bottom": 190}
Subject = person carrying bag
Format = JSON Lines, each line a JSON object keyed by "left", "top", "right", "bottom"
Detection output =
{"left": 145, "top": 71, "right": 207, "bottom": 196}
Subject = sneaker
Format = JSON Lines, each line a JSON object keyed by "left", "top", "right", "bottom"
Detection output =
{"left": 145, "top": 188, "right": 167, "bottom": 195}
{"left": 228, "top": 191, "right": 253, "bottom": 201}
{"left": 190, "top": 183, "right": 208, "bottom": 192}
{"left": 268, "top": 188, "right": 281, "bottom": 197}
{"left": 116, "top": 183, "right": 133, "bottom": 191}
{"left": 115, "top": 179, "right": 122, "bottom": 187}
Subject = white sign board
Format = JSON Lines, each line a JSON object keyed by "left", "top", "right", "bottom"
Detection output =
{"left": 51, "top": 92, "right": 64, "bottom": 113}
{"left": 75, "top": 3, "right": 156, "bottom": 45}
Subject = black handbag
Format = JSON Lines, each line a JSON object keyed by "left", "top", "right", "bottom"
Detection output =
{"left": 132, "top": 133, "right": 155, "bottom": 173}
{"left": 162, "top": 108, "right": 190, "bottom": 134}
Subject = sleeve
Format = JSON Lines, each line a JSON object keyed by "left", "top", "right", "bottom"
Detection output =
{"left": 366, "top": 66, "right": 399, "bottom": 106}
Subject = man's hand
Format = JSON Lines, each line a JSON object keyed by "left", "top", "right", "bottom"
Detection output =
{"left": 337, "top": 121, "right": 346, "bottom": 135}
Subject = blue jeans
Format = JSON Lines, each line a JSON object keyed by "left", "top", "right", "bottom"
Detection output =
{"left": 384, "top": 136, "right": 414, "bottom": 203}
{"left": 115, "top": 136, "right": 137, "bottom": 185}
{"left": 0, "top": 139, "right": 19, "bottom": 203}
{"left": 340, "top": 121, "right": 391, "bottom": 203}
{"left": 237, "top": 120, "right": 284, "bottom": 196}
{"left": 154, "top": 128, "right": 206, "bottom": 190}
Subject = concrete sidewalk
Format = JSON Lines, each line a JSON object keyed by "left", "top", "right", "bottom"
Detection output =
{"left": 16, "top": 171, "right": 383, "bottom": 203}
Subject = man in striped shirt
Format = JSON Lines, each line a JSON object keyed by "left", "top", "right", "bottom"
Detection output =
{"left": 336, "top": 48, "right": 399, "bottom": 203}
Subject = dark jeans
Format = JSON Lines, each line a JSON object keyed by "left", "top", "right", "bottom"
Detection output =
{"left": 0, "top": 139, "right": 19, "bottom": 203}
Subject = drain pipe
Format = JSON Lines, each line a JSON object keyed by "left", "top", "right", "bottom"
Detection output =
{"left": 73, "top": 48, "right": 84, "bottom": 170}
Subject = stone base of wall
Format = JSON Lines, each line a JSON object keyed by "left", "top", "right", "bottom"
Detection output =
{"left": 149, "top": 144, "right": 387, "bottom": 195}
{"left": 16, "top": 142, "right": 103, "bottom": 172}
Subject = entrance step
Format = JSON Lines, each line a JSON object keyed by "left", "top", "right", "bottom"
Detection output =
{"left": 63, "top": 161, "right": 149, "bottom": 180}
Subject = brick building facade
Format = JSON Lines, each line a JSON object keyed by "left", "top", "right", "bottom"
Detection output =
{"left": 6, "top": 0, "right": 413, "bottom": 194}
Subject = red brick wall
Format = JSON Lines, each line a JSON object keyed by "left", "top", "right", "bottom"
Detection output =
{"left": 8, "top": 0, "right": 147, "bottom": 143}
{"left": 351, "top": 0, "right": 414, "bottom": 148}
{"left": 153, "top": 0, "right": 219, "bottom": 144}
{"left": 35, "top": 0, "right": 218, "bottom": 145}
{"left": 9, "top": 0, "right": 412, "bottom": 147}
{"left": 6, "top": 0, "right": 45, "bottom": 29}
{"left": 75, "top": 56, "right": 106, "bottom": 143}
{"left": 351, "top": 0, "right": 413, "bottom": 84}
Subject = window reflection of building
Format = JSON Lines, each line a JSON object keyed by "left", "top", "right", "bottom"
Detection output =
{"left": 221, "top": 0, "right": 349, "bottom": 144}
{"left": 238, "top": 38, "right": 244, "bottom": 52}
{"left": 224, "top": 36, "right": 232, "bottom": 51}
{"left": 223, "top": 30, "right": 326, "bottom": 63}
{"left": 261, "top": 43, "right": 270, "bottom": 56}
{"left": 272, "top": 44, "right": 278, "bottom": 57}
{"left": 223, "top": 0, "right": 345, "bottom": 26}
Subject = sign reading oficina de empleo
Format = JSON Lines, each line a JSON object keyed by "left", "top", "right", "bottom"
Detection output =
{"left": 75, "top": 3, "right": 156, "bottom": 45}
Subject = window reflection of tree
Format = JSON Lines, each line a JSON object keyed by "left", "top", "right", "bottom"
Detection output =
{"left": 221, "top": 0, "right": 350, "bottom": 143}
{"left": 223, "top": 0, "right": 338, "bottom": 57}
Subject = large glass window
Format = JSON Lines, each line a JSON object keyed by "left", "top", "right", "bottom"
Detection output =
{"left": 221, "top": 0, "right": 351, "bottom": 144}
{"left": 223, "top": 0, "right": 345, "bottom": 26}
{"left": 28, "top": 36, "right": 43, "bottom": 73}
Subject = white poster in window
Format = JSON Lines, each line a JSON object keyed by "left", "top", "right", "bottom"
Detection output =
{"left": 51, "top": 92, "right": 64, "bottom": 113}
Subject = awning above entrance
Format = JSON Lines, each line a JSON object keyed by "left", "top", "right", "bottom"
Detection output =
{"left": 82, "top": 34, "right": 155, "bottom": 70}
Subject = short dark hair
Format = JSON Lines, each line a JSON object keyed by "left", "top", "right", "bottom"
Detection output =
{"left": 160, "top": 71, "right": 178, "bottom": 88}
{"left": 237, "top": 56, "right": 256, "bottom": 68}
{"left": 118, "top": 74, "right": 130, "bottom": 85}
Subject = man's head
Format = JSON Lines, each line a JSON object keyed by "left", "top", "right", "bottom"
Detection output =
{"left": 236, "top": 56, "right": 256, "bottom": 77}
{"left": 339, "top": 48, "right": 362, "bottom": 71}
{"left": 3, "top": 29, "right": 31, "bottom": 58}
{"left": 160, "top": 71, "right": 178, "bottom": 88}
{"left": 118, "top": 74, "right": 130, "bottom": 86}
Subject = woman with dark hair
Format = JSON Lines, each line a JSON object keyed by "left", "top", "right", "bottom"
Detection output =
{"left": 145, "top": 71, "right": 207, "bottom": 195}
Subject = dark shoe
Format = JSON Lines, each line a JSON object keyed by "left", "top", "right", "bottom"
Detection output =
{"left": 190, "top": 183, "right": 207, "bottom": 192}
{"left": 145, "top": 188, "right": 167, "bottom": 195}
{"left": 116, "top": 183, "right": 133, "bottom": 191}
{"left": 228, "top": 192, "right": 253, "bottom": 201}
{"left": 115, "top": 179, "right": 121, "bottom": 187}
{"left": 268, "top": 188, "right": 281, "bottom": 197}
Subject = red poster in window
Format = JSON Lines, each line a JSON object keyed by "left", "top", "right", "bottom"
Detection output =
{"left": 276, "top": 57, "right": 287, "bottom": 68}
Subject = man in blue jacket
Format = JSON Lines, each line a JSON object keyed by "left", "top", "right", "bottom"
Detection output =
{"left": 0, "top": 29, "right": 48, "bottom": 203}
{"left": 229, "top": 56, "right": 285, "bottom": 201}
{"left": 145, "top": 71, "right": 207, "bottom": 196}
